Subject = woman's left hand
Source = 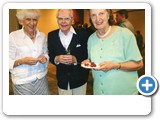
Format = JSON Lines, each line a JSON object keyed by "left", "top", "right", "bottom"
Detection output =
{"left": 38, "top": 56, "right": 47, "bottom": 64}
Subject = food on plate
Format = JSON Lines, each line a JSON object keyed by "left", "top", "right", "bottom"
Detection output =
{"left": 84, "top": 63, "right": 89, "bottom": 66}
{"left": 90, "top": 62, "right": 96, "bottom": 67}
{"left": 84, "top": 62, "right": 97, "bottom": 67}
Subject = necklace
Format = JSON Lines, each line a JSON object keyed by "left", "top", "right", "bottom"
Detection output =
{"left": 97, "top": 26, "right": 111, "bottom": 38}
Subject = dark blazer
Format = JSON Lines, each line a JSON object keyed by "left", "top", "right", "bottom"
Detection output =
{"left": 48, "top": 28, "right": 90, "bottom": 90}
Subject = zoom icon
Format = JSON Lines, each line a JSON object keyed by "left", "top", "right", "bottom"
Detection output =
{"left": 137, "top": 75, "right": 158, "bottom": 96}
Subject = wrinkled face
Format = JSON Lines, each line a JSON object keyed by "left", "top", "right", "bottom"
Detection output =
{"left": 116, "top": 13, "right": 122, "bottom": 24}
{"left": 57, "top": 10, "right": 73, "bottom": 34}
{"left": 21, "top": 16, "right": 38, "bottom": 34}
{"left": 90, "top": 9, "right": 109, "bottom": 30}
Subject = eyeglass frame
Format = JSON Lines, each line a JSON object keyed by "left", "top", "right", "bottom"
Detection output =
{"left": 57, "top": 17, "right": 72, "bottom": 22}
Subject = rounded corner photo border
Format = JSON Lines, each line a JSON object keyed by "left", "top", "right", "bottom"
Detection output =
{"left": 3, "top": 2, "right": 151, "bottom": 115}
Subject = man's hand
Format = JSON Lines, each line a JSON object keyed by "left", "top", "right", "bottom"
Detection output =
{"left": 55, "top": 55, "right": 77, "bottom": 65}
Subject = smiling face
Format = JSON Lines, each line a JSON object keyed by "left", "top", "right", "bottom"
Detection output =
{"left": 21, "top": 16, "right": 38, "bottom": 35}
{"left": 90, "top": 9, "right": 109, "bottom": 31}
{"left": 57, "top": 9, "right": 74, "bottom": 35}
{"left": 17, "top": 10, "right": 39, "bottom": 35}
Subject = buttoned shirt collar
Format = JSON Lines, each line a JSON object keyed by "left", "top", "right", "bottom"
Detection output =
{"left": 59, "top": 26, "right": 76, "bottom": 36}
{"left": 21, "top": 27, "right": 41, "bottom": 40}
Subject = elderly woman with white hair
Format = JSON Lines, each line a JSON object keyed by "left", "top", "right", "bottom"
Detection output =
{"left": 9, "top": 9, "right": 50, "bottom": 95}
{"left": 82, "top": 9, "right": 143, "bottom": 95}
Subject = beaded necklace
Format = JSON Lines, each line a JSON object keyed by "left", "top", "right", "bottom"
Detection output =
{"left": 97, "top": 26, "right": 111, "bottom": 38}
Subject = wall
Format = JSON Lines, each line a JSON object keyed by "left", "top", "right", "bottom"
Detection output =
{"left": 128, "top": 10, "right": 145, "bottom": 43}
{"left": 84, "top": 9, "right": 91, "bottom": 26}
{"left": 84, "top": 9, "right": 145, "bottom": 43}
{"left": 37, "top": 9, "right": 59, "bottom": 35}
{"left": 9, "top": 9, "right": 145, "bottom": 43}
{"left": 113, "top": 10, "right": 145, "bottom": 43}
{"left": 9, "top": 9, "right": 18, "bottom": 33}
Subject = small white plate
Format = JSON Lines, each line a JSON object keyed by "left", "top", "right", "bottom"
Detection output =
{"left": 81, "top": 63, "right": 100, "bottom": 69}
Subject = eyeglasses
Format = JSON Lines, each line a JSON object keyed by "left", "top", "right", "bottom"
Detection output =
{"left": 57, "top": 17, "right": 72, "bottom": 22}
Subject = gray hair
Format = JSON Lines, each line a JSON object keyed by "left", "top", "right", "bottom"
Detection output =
{"left": 16, "top": 9, "right": 40, "bottom": 21}
{"left": 90, "top": 9, "right": 114, "bottom": 25}
{"left": 56, "top": 9, "right": 74, "bottom": 18}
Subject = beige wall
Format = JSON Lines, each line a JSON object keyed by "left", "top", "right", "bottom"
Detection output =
{"left": 9, "top": 9, "right": 59, "bottom": 35}
{"left": 128, "top": 11, "right": 145, "bottom": 41}
{"left": 84, "top": 9, "right": 91, "bottom": 26}
{"left": 84, "top": 10, "right": 145, "bottom": 43}
{"left": 9, "top": 9, "right": 145, "bottom": 43}
{"left": 9, "top": 9, "right": 18, "bottom": 33}
{"left": 37, "top": 9, "right": 59, "bottom": 35}
{"left": 116, "top": 10, "right": 145, "bottom": 43}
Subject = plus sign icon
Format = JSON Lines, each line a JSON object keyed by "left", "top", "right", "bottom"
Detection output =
{"left": 137, "top": 75, "right": 158, "bottom": 96}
